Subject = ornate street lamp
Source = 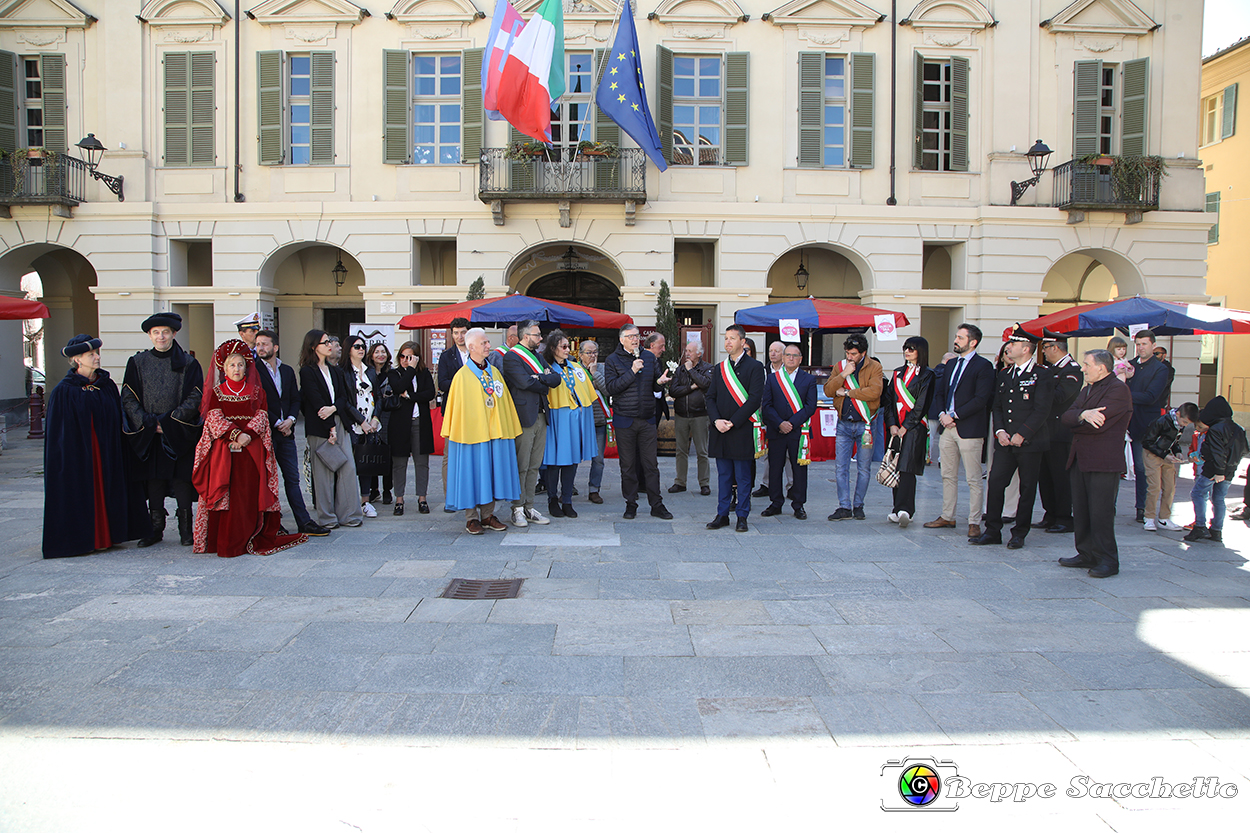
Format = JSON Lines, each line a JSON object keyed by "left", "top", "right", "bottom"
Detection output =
{"left": 1010, "top": 139, "right": 1053, "bottom": 205}
{"left": 74, "top": 134, "right": 125, "bottom": 201}
{"left": 794, "top": 249, "right": 809, "bottom": 292}
{"left": 332, "top": 251, "right": 348, "bottom": 294}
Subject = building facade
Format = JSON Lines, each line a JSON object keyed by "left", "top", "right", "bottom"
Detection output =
{"left": 0, "top": 0, "right": 1212, "bottom": 400}
{"left": 1200, "top": 34, "right": 1248, "bottom": 424}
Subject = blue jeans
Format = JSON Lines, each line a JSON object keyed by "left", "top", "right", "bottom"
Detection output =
{"left": 717, "top": 457, "right": 752, "bottom": 518}
{"left": 835, "top": 417, "right": 873, "bottom": 510}
{"left": 1192, "top": 475, "right": 1232, "bottom": 531}
{"left": 589, "top": 424, "right": 607, "bottom": 492}
{"left": 272, "top": 432, "right": 312, "bottom": 528}
{"left": 1131, "top": 439, "right": 1147, "bottom": 510}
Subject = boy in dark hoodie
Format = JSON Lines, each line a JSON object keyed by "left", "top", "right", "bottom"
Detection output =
{"left": 1184, "top": 396, "right": 1249, "bottom": 544}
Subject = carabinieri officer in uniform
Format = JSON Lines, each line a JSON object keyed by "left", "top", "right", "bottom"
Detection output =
{"left": 971, "top": 324, "right": 1053, "bottom": 549}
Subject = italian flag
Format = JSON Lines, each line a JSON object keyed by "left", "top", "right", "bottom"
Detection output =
{"left": 495, "top": 0, "right": 565, "bottom": 142}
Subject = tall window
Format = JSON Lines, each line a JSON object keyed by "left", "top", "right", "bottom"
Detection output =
{"left": 549, "top": 52, "right": 592, "bottom": 160}
{"left": 1202, "top": 84, "right": 1238, "bottom": 146}
{"left": 672, "top": 55, "right": 721, "bottom": 166}
{"left": 288, "top": 55, "right": 312, "bottom": 165}
{"left": 413, "top": 55, "right": 461, "bottom": 165}
{"left": 258, "top": 51, "right": 332, "bottom": 166}
{"left": 919, "top": 60, "right": 951, "bottom": 171}
{"left": 22, "top": 57, "right": 42, "bottom": 148}
{"left": 1098, "top": 65, "right": 1116, "bottom": 155}
{"left": 1073, "top": 59, "right": 1148, "bottom": 158}
{"left": 823, "top": 56, "right": 847, "bottom": 167}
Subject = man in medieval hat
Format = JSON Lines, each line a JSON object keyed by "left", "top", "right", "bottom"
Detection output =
{"left": 121, "top": 311, "right": 205, "bottom": 547}
{"left": 970, "top": 324, "right": 1053, "bottom": 549}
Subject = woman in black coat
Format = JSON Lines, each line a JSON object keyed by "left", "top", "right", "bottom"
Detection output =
{"left": 384, "top": 341, "right": 437, "bottom": 515}
{"left": 882, "top": 336, "right": 934, "bottom": 528}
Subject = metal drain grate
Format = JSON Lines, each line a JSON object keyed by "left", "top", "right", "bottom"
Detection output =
{"left": 440, "top": 579, "right": 524, "bottom": 600}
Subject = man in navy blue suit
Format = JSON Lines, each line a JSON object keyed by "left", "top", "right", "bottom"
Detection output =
{"left": 925, "top": 323, "right": 997, "bottom": 540}
{"left": 706, "top": 325, "right": 766, "bottom": 532}
{"left": 760, "top": 344, "right": 818, "bottom": 520}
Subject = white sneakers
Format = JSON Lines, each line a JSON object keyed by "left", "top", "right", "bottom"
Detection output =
{"left": 1143, "top": 518, "right": 1157, "bottom": 531}
{"left": 361, "top": 502, "right": 377, "bottom": 518}
{"left": 526, "top": 508, "right": 551, "bottom": 525}
{"left": 898, "top": 511, "right": 911, "bottom": 528}
{"left": 511, "top": 507, "right": 528, "bottom": 528}
{"left": 887, "top": 512, "right": 900, "bottom": 524}
{"left": 1157, "top": 518, "right": 1184, "bottom": 531}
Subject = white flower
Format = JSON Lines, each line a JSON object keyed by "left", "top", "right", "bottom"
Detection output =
{"left": 666, "top": 361, "right": 678, "bottom": 372}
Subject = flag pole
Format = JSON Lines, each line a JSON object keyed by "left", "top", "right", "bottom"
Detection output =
{"left": 585, "top": 0, "right": 628, "bottom": 141}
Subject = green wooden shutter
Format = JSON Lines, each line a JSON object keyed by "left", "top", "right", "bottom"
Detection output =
{"left": 1121, "top": 57, "right": 1148, "bottom": 157}
{"left": 0, "top": 51, "right": 16, "bottom": 154}
{"left": 1222, "top": 83, "right": 1238, "bottom": 139}
{"left": 592, "top": 49, "right": 621, "bottom": 188}
{"left": 913, "top": 52, "right": 924, "bottom": 169}
{"left": 383, "top": 49, "right": 410, "bottom": 164}
{"left": 39, "top": 53, "right": 66, "bottom": 154}
{"left": 164, "top": 52, "right": 190, "bottom": 165}
{"left": 797, "top": 52, "right": 822, "bottom": 167}
{"left": 461, "top": 48, "right": 483, "bottom": 163}
{"left": 949, "top": 55, "right": 968, "bottom": 172}
{"left": 1206, "top": 191, "right": 1220, "bottom": 244}
{"left": 1073, "top": 59, "right": 1102, "bottom": 158}
{"left": 656, "top": 45, "right": 673, "bottom": 165}
{"left": 310, "top": 51, "right": 334, "bottom": 164}
{"left": 508, "top": 124, "right": 534, "bottom": 190}
{"left": 724, "top": 52, "right": 748, "bottom": 166}
{"left": 190, "top": 52, "right": 215, "bottom": 165}
{"left": 849, "top": 52, "right": 874, "bottom": 169}
{"left": 257, "top": 51, "right": 283, "bottom": 165}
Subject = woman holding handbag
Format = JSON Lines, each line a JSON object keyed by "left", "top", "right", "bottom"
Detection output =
{"left": 385, "top": 341, "right": 437, "bottom": 516}
{"left": 299, "top": 329, "right": 368, "bottom": 529}
{"left": 882, "top": 336, "right": 934, "bottom": 528}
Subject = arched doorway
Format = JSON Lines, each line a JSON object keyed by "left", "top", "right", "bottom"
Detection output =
{"left": 527, "top": 271, "right": 621, "bottom": 312}
{"left": 510, "top": 244, "right": 625, "bottom": 357}
{"left": 259, "top": 243, "right": 366, "bottom": 346}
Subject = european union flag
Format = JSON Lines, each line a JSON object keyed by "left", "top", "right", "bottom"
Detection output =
{"left": 594, "top": 0, "right": 667, "bottom": 172}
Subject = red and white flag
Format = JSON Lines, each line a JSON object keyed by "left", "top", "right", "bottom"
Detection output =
{"left": 482, "top": 0, "right": 525, "bottom": 121}
{"left": 495, "top": 0, "right": 565, "bottom": 141}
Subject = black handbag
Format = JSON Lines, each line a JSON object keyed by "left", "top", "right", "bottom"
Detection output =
{"left": 353, "top": 433, "right": 390, "bottom": 478}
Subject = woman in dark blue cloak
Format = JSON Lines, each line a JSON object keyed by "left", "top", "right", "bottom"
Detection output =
{"left": 43, "top": 335, "right": 151, "bottom": 558}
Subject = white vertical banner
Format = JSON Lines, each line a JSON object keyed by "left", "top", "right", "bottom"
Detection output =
{"left": 874, "top": 314, "right": 898, "bottom": 341}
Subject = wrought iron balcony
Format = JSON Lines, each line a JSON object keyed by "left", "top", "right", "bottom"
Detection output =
{"left": 1052, "top": 158, "right": 1161, "bottom": 214}
{"left": 478, "top": 147, "right": 648, "bottom": 202}
{"left": 0, "top": 152, "right": 90, "bottom": 212}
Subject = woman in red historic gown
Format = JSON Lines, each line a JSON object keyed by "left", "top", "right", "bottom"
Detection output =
{"left": 192, "top": 340, "right": 307, "bottom": 557}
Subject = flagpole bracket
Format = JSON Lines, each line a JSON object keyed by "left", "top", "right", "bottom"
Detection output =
{"left": 491, "top": 200, "right": 504, "bottom": 226}
{"left": 624, "top": 200, "right": 637, "bottom": 226}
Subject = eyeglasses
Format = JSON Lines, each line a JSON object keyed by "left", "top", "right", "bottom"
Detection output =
{"left": 352, "top": 344, "right": 366, "bottom": 350}
{"left": 622, "top": 333, "right": 640, "bottom": 339}
{"left": 903, "top": 346, "right": 916, "bottom": 352}
{"left": 318, "top": 340, "right": 332, "bottom": 346}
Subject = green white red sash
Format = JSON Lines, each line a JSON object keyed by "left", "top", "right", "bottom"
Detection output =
{"left": 511, "top": 344, "right": 544, "bottom": 374}
{"left": 775, "top": 368, "right": 811, "bottom": 466}
{"left": 721, "top": 357, "right": 765, "bottom": 459}
{"left": 841, "top": 359, "right": 875, "bottom": 424}
{"left": 893, "top": 365, "right": 918, "bottom": 424}
{"left": 601, "top": 398, "right": 615, "bottom": 444}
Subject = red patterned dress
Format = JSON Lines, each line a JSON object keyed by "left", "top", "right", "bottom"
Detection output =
{"left": 191, "top": 381, "right": 307, "bottom": 557}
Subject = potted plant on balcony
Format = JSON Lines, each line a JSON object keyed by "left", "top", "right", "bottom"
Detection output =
{"left": 576, "top": 140, "right": 619, "bottom": 159}
{"left": 1080, "top": 153, "right": 1168, "bottom": 199}
{"left": 505, "top": 141, "right": 549, "bottom": 161}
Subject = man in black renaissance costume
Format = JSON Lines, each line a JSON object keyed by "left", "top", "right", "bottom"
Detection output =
{"left": 122, "top": 312, "right": 204, "bottom": 547}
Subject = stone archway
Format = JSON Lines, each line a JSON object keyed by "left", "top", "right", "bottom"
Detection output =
{"left": 765, "top": 245, "right": 870, "bottom": 305}
{"left": 259, "top": 242, "right": 367, "bottom": 344}
{"left": 1040, "top": 247, "right": 1147, "bottom": 312}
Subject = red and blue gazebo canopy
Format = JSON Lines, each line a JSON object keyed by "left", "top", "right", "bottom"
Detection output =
{"left": 1010, "top": 296, "right": 1250, "bottom": 339}
{"left": 734, "top": 298, "right": 910, "bottom": 332}
{"left": 397, "top": 295, "right": 632, "bottom": 330}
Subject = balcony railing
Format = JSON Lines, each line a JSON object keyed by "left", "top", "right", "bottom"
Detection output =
{"left": 1052, "top": 158, "right": 1161, "bottom": 213}
{"left": 0, "top": 152, "right": 89, "bottom": 208}
{"left": 478, "top": 147, "right": 647, "bottom": 202}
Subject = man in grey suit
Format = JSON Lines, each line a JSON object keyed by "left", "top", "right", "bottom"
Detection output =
{"left": 503, "top": 320, "right": 561, "bottom": 527}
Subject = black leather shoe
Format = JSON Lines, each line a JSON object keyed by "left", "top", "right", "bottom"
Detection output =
{"left": 1135, "top": 509, "right": 1145, "bottom": 523}
{"left": 736, "top": 517, "right": 749, "bottom": 532}
{"left": 1032, "top": 519, "right": 1053, "bottom": 529}
{"left": 707, "top": 514, "right": 730, "bottom": 530}
{"left": 668, "top": 484, "right": 686, "bottom": 493}
{"left": 299, "top": 522, "right": 332, "bottom": 537}
{"left": 382, "top": 490, "right": 393, "bottom": 505}
{"left": 418, "top": 500, "right": 430, "bottom": 514}
{"left": 794, "top": 507, "right": 807, "bottom": 520}
{"left": 761, "top": 505, "right": 783, "bottom": 517}
{"left": 623, "top": 504, "right": 637, "bottom": 520}
{"left": 1088, "top": 564, "right": 1119, "bottom": 578}
{"left": 393, "top": 502, "right": 404, "bottom": 516}
{"left": 549, "top": 500, "right": 565, "bottom": 518}
{"left": 1058, "top": 555, "right": 1093, "bottom": 568}
{"left": 562, "top": 504, "right": 578, "bottom": 518}
{"left": 1001, "top": 516, "right": 1015, "bottom": 525}
{"left": 1183, "top": 526, "right": 1209, "bottom": 542}
{"left": 1045, "top": 524, "right": 1074, "bottom": 533}
{"left": 969, "top": 531, "right": 1002, "bottom": 546}
{"left": 751, "top": 485, "right": 770, "bottom": 498}
{"left": 1007, "top": 536, "right": 1025, "bottom": 549}
{"left": 651, "top": 505, "right": 674, "bottom": 520}
{"left": 700, "top": 486, "right": 711, "bottom": 496}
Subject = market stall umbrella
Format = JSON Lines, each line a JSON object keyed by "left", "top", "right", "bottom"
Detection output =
{"left": 734, "top": 297, "right": 910, "bottom": 332}
{"left": 397, "top": 295, "right": 632, "bottom": 330}
{"left": 0, "top": 298, "right": 49, "bottom": 320}
{"left": 1009, "top": 296, "right": 1250, "bottom": 339}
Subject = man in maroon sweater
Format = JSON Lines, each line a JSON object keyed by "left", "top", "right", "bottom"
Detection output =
{"left": 1058, "top": 349, "right": 1133, "bottom": 578}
